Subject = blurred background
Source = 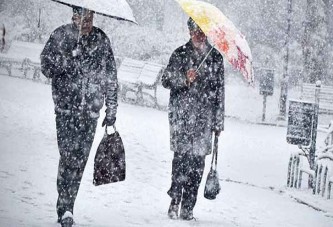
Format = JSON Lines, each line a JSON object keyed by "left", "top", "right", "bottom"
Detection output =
{"left": 1, "top": 0, "right": 333, "bottom": 86}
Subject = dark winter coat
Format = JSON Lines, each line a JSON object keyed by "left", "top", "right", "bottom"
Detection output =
{"left": 41, "top": 23, "right": 118, "bottom": 119}
{"left": 162, "top": 41, "right": 225, "bottom": 156}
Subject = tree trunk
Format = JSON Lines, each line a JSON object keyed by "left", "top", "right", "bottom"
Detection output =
{"left": 302, "top": 0, "right": 327, "bottom": 84}
{"left": 322, "top": 0, "right": 333, "bottom": 84}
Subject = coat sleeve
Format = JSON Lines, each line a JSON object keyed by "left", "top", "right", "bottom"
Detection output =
{"left": 162, "top": 51, "right": 188, "bottom": 90}
{"left": 103, "top": 37, "right": 118, "bottom": 119}
{"left": 41, "top": 28, "right": 77, "bottom": 79}
{"left": 213, "top": 57, "right": 225, "bottom": 131}
{"left": 40, "top": 29, "right": 64, "bottom": 79}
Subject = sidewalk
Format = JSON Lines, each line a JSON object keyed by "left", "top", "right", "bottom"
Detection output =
{"left": 0, "top": 75, "right": 332, "bottom": 226}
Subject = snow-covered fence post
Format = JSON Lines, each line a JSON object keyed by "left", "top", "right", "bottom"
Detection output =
{"left": 328, "top": 178, "right": 333, "bottom": 199}
{"left": 321, "top": 166, "right": 329, "bottom": 197}
{"left": 287, "top": 151, "right": 302, "bottom": 188}
{"left": 287, "top": 156, "right": 293, "bottom": 186}
{"left": 316, "top": 164, "right": 323, "bottom": 194}
{"left": 308, "top": 82, "right": 321, "bottom": 172}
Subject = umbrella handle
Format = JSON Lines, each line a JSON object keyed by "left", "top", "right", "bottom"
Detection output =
{"left": 210, "top": 134, "right": 219, "bottom": 169}
{"left": 105, "top": 125, "right": 117, "bottom": 135}
{"left": 187, "top": 45, "right": 215, "bottom": 88}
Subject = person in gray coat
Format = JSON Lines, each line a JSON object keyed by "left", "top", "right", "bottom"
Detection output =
{"left": 162, "top": 18, "right": 225, "bottom": 220}
{"left": 41, "top": 6, "right": 118, "bottom": 227}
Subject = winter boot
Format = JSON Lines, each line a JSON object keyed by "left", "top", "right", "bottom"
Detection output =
{"left": 57, "top": 216, "right": 61, "bottom": 224}
{"left": 168, "top": 204, "right": 179, "bottom": 219}
{"left": 60, "top": 211, "right": 74, "bottom": 227}
{"left": 168, "top": 198, "right": 180, "bottom": 219}
{"left": 179, "top": 208, "right": 194, "bottom": 221}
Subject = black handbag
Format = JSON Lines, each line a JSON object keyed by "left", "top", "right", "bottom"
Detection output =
{"left": 204, "top": 134, "right": 221, "bottom": 200}
{"left": 93, "top": 126, "right": 126, "bottom": 186}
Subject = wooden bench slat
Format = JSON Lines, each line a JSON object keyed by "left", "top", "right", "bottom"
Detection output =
{"left": 302, "top": 88, "right": 333, "bottom": 93}
{"left": 319, "top": 104, "right": 333, "bottom": 109}
{"left": 302, "top": 94, "right": 333, "bottom": 100}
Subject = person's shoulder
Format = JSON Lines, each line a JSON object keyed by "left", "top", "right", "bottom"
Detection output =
{"left": 93, "top": 27, "right": 105, "bottom": 35}
{"left": 173, "top": 42, "right": 190, "bottom": 56}
{"left": 52, "top": 24, "right": 72, "bottom": 34}
{"left": 212, "top": 47, "right": 223, "bottom": 60}
{"left": 93, "top": 27, "right": 109, "bottom": 39}
{"left": 50, "top": 24, "right": 73, "bottom": 39}
{"left": 93, "top": 27, "right": 112, "bottom": 45}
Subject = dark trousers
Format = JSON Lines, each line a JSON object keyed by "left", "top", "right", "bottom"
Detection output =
{"left": 167, "top": 152, "right": 205, "bottom": 212}
{"left": 55, "top": 113, "right": 97, "bottom": 219}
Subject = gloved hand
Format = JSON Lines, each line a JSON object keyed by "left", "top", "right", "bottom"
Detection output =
{"left": 213, "top": 129, "right": 221, "bottom": 137}
{"left": 102, "top": 115, "right": 116, "bottom": 127}
{"left": 72, "top": 45, "right": 82, "bottom": 58}
{"left": 212, "top": 126, "right": 222, "bottom": 137}
{"left": 186, "top": 69, "right": 197, "bottom": 86}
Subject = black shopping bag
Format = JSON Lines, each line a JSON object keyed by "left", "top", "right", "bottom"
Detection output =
{"left": 204, "top": 134, "right": 221, "bottom": 200}
{"left": 93, "top": 126, "right": 125, "bottom": 186}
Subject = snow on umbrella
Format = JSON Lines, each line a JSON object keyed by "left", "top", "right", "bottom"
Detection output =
{"left": 51, "top": 0, "right": 137, "bottom": 24}
{"left": 176, "top": 0, "right": 254, "bottom": 86}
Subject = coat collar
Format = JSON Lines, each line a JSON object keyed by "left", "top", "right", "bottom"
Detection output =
{"left": 185, "top": 39, "right": 212, "bottom": 55}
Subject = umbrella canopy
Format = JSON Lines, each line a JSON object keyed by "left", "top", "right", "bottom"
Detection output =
{"left": 51, "top": 0, "right": 137, "bottom": 24}
{"left": 176, "top": 0, "right": 254, "bottom": 85}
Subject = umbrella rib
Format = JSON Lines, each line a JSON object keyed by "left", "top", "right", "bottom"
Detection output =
{"left": 51, "top": 0, "right": 137, "bottom": 24}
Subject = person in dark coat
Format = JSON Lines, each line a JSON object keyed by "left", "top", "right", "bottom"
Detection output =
{"left": 162, "top": 18, "right": 225, "bottom": 220}
{"left": 40, "top": 7, "right": 118, "bottom": 227}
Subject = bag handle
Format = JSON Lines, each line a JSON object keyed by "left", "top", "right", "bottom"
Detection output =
{"left": 105, "top": 125, "right": 117, "bottom": 135}
{"left": 210, "top": 134, "right": 219, "bottom": 170}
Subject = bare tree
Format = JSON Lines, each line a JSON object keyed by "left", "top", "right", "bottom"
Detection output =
{"left": 302, "top": 0, "right": 327, "bottom": 84}
{"left": 322, "top": 0, "right": 333, "bottom": 84}
{"left": 0, "top": 0, "right": 4, "bottom": 12}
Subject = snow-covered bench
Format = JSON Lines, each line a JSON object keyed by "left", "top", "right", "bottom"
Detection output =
{"left": 313, "top": 122, "right": 333, "bottom": 199}
{"left": 301, "top": 82, "right": 333, "bottom": 114}
{"left": 0, "top": 41, "right": 44, "bottom": 82}
{"left": 289, "top": 121, "right": 333, "bottom": 199}
{"left": 117, "top": 57, "right": 165, "bottom": 108}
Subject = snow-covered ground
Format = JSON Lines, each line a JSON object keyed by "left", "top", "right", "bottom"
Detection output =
{"left": 0, "top": 74, "right": 333, "bottom": 227}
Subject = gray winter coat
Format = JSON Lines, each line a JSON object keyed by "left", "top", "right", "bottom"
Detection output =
{"left": 41, "top": 24, "right": 118, "bottom": 119}
{"left": 162, "top": 41, "right": 225, "bottom": 156}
